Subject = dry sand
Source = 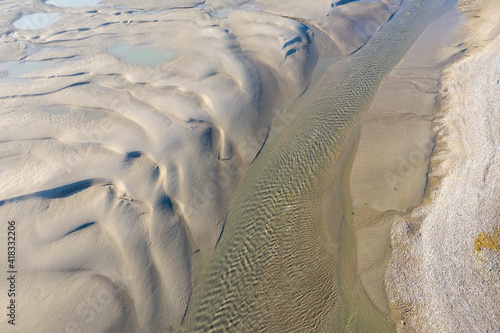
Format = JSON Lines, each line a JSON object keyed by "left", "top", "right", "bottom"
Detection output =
{"left": 386, "top": 0, "right": 500, "bottom": 331}
{"left": 0, "top": 0, "right": 399, "bottom": 332}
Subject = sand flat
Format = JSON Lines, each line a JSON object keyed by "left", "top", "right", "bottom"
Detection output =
{"left": 386, "top": 0, "right": 500, "bottom": 331}
{"left": 0, "top": 0, "right": 403, "bottom": 331}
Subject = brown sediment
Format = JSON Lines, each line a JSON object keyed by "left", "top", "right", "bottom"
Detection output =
{"left": 475, "top": 224, "right": 500, "bottom": 252}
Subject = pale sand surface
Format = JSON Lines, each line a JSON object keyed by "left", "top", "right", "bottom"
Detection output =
{"left": 0, "top": 0, "right": 398, "bottom": 332}
{"left": 386, "top": 0, "right": 500, "bottom": 331}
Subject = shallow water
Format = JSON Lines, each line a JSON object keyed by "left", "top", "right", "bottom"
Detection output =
{"left": 0, "top": 59, "right": 69, "bottom": 84}
{"left": 179, "top": 0, "right": 446, "bottom": 332}
{"left": 45, "top": 0, "right": 101, "bottom": 7}
{"left": 110, "top": 44, "right": 178, "bottom": 67}
{"left": 0, "top": 61, "right": 52, "bottom": 77}
{"left": 13, "top": 13, "right": 61, "bottom": 30}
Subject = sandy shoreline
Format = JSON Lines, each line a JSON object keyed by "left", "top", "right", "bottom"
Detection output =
{"left": 342, "top": 0, "right": 465, "bottom": 324}
{"left": 386, "top": 0, "right": 500, "bottom": 331}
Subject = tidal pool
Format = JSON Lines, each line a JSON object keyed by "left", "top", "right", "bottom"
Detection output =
{"left": 0, "top": 56, "right": 75, "bottom": 81}
{"left": 0, "top": 61, "right": 47, "bottom": 77}
{"left": 110, "top": 44, "right": 178, "bottom": 67}
{"left": 13, "top": 13, "right": 61, "bottom": 30}
{"left": 45, "top": 0, "right": 101, "bottom": 7}
{"left": 0, "top": 60, "right": 59, "bottom": 83}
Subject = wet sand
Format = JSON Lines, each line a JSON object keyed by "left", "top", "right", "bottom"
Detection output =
{"left": 311, "top": 0, "right": 467, "bottom": 330}
{"left": 343, "top": 0, "right": 466, "bottom": 323}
